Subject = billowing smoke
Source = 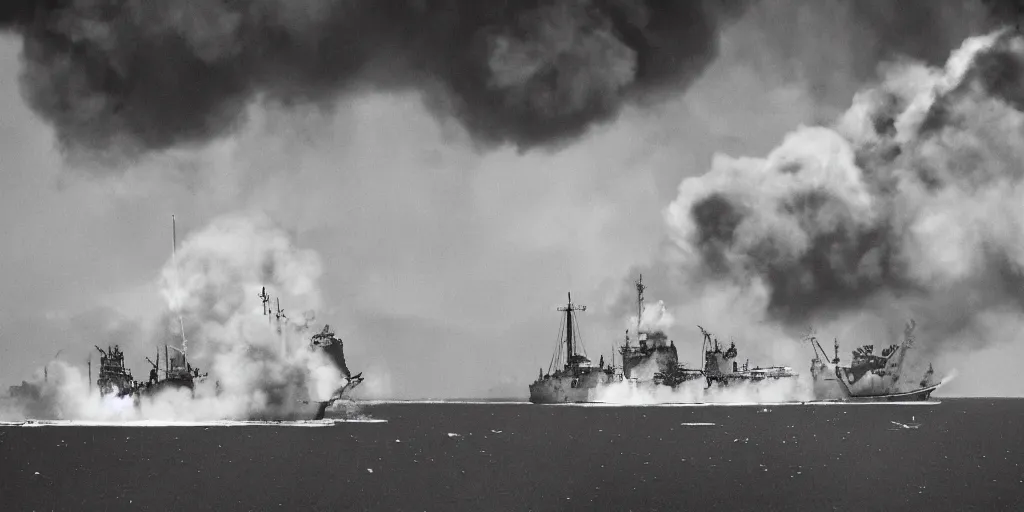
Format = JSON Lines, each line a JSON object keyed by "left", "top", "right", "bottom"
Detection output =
{"left": 658, "top": 29, "right": 1024, "bottom": 362}
{"left": 627, "top": 299, "right": 675, "bottom": 333}
{"left": 1, "top": 362, "right": 145, "bottom": 421}
{"left": 0, "top": 0, "right": 749, "bottom": 164}
{"left": 739, "top": 0, "right": 1024, "bottom": 108}
{"left": 0, "top": 211, "right": 357, "bottom": 421}
{"left": 594, "top": 376, "right": 813, "bottom": 404}
{"left": 159, "top": 210, "right": 344, "bottom": 418}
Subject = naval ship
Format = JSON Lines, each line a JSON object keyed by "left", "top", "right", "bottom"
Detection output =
{"left": 618, "top": 275, "right": 795, "bottom": 390}
{"left": 91, "top": 216, "right": 363, "bottom": 420}
{"left": 93, "top": 344, "right": 140, "bottom": 398}
{"left": 529, "top": 277, "right": 799, "bottom": 403}
{"left": 618, "top": 275, "right": 703, "bottom": 388}
{"left": 529, "top": 293, "right": 618, "bottom": 403}
{"left": 84, "top": 217, "right": 207, "bottom": 403}
{"left": 807, "top": 320, "right": 942, "bottom": 401}
{"left": 308, "top": 323, "right": 364, "bottom": 419}
{"left": 139, "top": 345, "right": 206, "bottom": 397}
{"left": 697, "top": 326, "right": 797, "bottom": 387}
{"left": 137, "top": 215, "right": 206, "bottom": 399}
{"left": 258, "top": 287, "right": 364, "bottom": 420}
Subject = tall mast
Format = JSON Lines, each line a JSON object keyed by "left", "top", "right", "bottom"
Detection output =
{"left": 171, "top": 215, "right": 188, "bottom": 355}
{"left": 557, "top": 292, "right": 586, "bottom": 369}
{"left": 635, "top": 274, "right": 646, "bottom": 335}
{"left": 259, "top": 287, "right": 271, "bottom": 325}
{"left": 566, "top": 293, "right": 574, "bottom": 362}
{"left": 276, "top": 297, "right": 287, "bottom": 357}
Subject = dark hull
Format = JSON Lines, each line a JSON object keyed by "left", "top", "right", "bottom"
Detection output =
{"left": 830, "top": 383, "right": 940, "bottom": 402}
{"left": 810, "top": 360, "right": 941, "bottom": 401}
{"left": 529, "top": 371, "right": 615, "bottom": 404}
{"left": 529, "top": 378, "right": 596, "bottom": 404}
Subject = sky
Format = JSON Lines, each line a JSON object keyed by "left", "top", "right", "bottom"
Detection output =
{"left": 1, "top": 0, "right": 1023, "bottom": 399}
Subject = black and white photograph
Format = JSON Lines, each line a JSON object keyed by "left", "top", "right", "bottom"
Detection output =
{"left": 2, "top": 1, "right": 1024, "bottom": 510}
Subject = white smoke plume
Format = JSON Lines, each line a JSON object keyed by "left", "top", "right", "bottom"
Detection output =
{"left": 646, "top": 28, "right": 1024, "bottom": 374}
{"left": 1, "top": 211, "right": 356, "bottom": 421}
{"left": 156, "top": 210, "right": 347, "bottom": 419}
{"left": 594, "top": 375, "right": 814, "bottom": 405}
{"left": 626, "top": 299, "right": 676, "bottom": 333}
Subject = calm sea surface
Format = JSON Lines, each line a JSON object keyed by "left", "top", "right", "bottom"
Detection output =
{"left": 2, "top": 398, "right": 1022, "bottom": 511}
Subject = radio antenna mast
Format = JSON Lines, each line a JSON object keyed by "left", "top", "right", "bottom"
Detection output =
{"left": 172, "top": 215, "right": 188, "bottom": 354}
{"left": 635, "top": 274, "right": 646, "bottom": 336}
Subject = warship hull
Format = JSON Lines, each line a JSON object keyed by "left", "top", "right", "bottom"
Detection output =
{"left": 811, "top": 366, "right": 941, "bottom": 402}
{"left": 808, "top": 321, "right": 942, "bottom": 403}
{"left": 812, "top": 382, "right": 941, "bottom": 402}
{"left": 843, "top": 383, "right": 940, "bottom": 402}
{"left": 529, "top": 371, "right": 612, "bottom": 404}
{"left": 806, "top": 319, "right": 942, "bottom": 399}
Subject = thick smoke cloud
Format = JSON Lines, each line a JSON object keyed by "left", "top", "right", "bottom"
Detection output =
{"left": 160, "top": 210, "right": 345, "bottom": 417}
{"left": 727, "top": 0, "right": 1024, "bottom": 118}
{"left": 663, "top": 29, "right": 1024, "bottom": 355}
{"left": 1, "top": 211, "right": 361, "bottom": 421}
{"left": 0, "top": 0, "right": 749, "bottom": 163}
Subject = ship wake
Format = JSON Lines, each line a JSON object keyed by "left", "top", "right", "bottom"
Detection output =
{"left": 593, "top": 375, "right": 815, "bottom": 405}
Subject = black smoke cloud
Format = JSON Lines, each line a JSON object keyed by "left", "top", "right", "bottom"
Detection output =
{"left": 664, "top": 28, "right": 1024, "bottom": 352}
{"left": 732, "top": 0, "right": 1024, "bottom": 115}
{"left": 0, "top": 0, "right": 749, "bottom": 163}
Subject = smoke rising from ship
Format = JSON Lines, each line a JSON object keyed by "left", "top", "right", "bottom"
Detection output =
{"left": 0, "top": 212, "right": 359, "bottom": 421}
{"left": 657, "top": 29, "right": 1024, "bottom": 358}
{"left": 159, "top": 211, "right": 345, "bottom": 417}
{"left": 0, "top": 0, "right": 749, "bottom": 165}
{"left": 628, "top": 299, "right": 676, "bottom": 335}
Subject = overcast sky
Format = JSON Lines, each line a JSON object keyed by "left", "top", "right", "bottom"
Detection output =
{"left": 1, "top": 1, "right": 1021, "bottom": 398}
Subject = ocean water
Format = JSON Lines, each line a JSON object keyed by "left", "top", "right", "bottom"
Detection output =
{"left": 1, "top": 398, "right": 1022, "bottom": 511}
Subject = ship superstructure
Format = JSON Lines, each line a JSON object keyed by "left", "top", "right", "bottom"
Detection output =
{"left": 698, "top": 326, "right": 796, "bottom": 387}
{"left": 615, "top": 274, "right": 793, "bottom": 390}
{"left": 618, "top": 275, "right": 703, "bottom": 388}
{"left": 259, "top": 287, "right": 364, "bottom": 420}
{"left": 529, "top": 293, "right": 617, "bottom": 403}
{"left": 808, "top": 320, "right": 941, "bottom": 401}
{"left": 140, "top": 215, "right": 205, "bottom": 398}
{"left": 528, "top": 276, "right": 798, "bottom": 403}
{"left": 141, "top": 345, "right": 205, "bottom": 396}
{"left": 309, "top": 323, "right": 364, "bottom": 420}
{"left": 94, "top": 344, "right": 138, "bottom": 398}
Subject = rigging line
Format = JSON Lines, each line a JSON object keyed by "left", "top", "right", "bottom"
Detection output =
{"left": 558, "top": 312, "right": 567, "bottom": 369}
{"left": 548, "top": 313, "right": 566, "bottom": 375}
{"left": 556, "top": 313, "right": 566, "bottom": 370}
{"left": 699, "top": 326, "right": 708, "bottom": 372}
{"left": 572, "top": 309, "right": 587, "bottom": 358}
